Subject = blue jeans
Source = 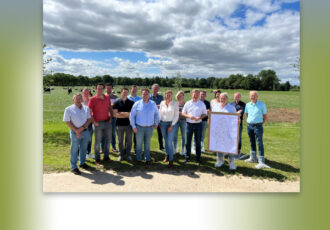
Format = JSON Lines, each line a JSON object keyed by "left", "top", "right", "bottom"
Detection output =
{"left": 173, "top": 120, "right": 186, "bottom": 153}
{"left": 160, "top": 121, "right": 178, "bottom": 161}
{"left": 70, "top": 129, "right": 90, "bottom": 169}
{"left": 94, "top": 121, "right": 112, "bottom": 161}
{"left": 247, "top": 123, "right": 264, "bottom": 157}
{"left": 101, "top": 117, "right": 117, "bottom": 150}
{"left": 186, "top": 122, "right": 202, "bottom": 161}
{"left": 193, "top": 120, "right": 207, "bottom": 151}
{"left": 135, "top": 125, "right": 154, "bottom": 161}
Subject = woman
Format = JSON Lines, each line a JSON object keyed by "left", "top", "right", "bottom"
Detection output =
{"left": 159, "top": 90, "right": 179, "bottom": 167}
{"left": 173, "top": 91, "right": 186, "bottom": 156}
{"left": 211, "top": 92, "right": 238, "bottom": 170}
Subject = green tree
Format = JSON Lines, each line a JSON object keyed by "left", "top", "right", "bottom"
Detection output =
{"left": 257, "top": 69, "right": 280, "bottom": 90}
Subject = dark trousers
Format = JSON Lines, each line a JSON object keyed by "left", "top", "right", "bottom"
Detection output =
{"left": 157, "top": 125, "right": 164, "bottom": 149}
{"left": 116, "top": 125, "right": 132, "bottom": 158}
{"left": 238, "top": 123, "right": 243, "bottom": 152}
{"left": 185, "top": 122, "right": 202, "bottom": 161}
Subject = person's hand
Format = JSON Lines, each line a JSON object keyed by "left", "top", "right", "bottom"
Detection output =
{"left": 168, "top": 126, "right": 173, "bottom": 133}
{"left": 190, "top": 115, "right": 196, "bottom": 120}
{"left": 133, "top": 128, "right": 138, "bottom": 133}
{"left": 154, "top": 125, "right": 158, "bottom": 129}
{"left": 109, "top": 117, "right": 112, "bottom": 124}
{"left": 94, "top": 121, "right": 99, "bottom": 127}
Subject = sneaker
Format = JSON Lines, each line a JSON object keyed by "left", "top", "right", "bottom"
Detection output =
{"left": 180, "top": 150, "right": 185, "bottom": 156}
{"left": 71, "top": 168, "right": 81, "bottom": 175}
{"left": 87, "top": 153, "right": 95, "bottom": 159}
{"left": 112, "top": 148, "right": 119, "bottom": 152}
{"left": 79, "top": 163, "right": 90, "bottom": 170}
{"left": 117, "top": 156, "right": 122, "bottom": 162}
{"left": 255, "top": 163, "right": 271, "bottom": 169}
{"left": 229, "top": 161, "right": 237, "bottom": 170}
{"left": 201, "top": 148, "right": 205, "bottom": 153}
{"left": 191, "top": 149, "right": 196, "bottom": 155}
{"left": 245, "top": 157, "right": 258, "bottom": 163}
{"left": 214, "top": 161, "right": 224, "bottom": 168}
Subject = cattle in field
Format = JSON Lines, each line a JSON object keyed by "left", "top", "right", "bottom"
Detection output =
{"left": 68, "top": 88, "right": 72, "bottom": 94}
{"left": 184, "top": 90, "right": 190, "bottom": 93}
{"left": 44, "top": 87, "right": 51, "bottom": 93}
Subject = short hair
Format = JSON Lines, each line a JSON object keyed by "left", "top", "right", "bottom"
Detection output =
{"left": 96, "top": 83, "right": 105, "bottom": 88}
{"left": 214, "top": 89, "right": 221, "bottom": 98}
{"left": 234, "top": 92, "right": 241, "bottom": 96}
{"left": 106, "top": 83, "right": 113, "bottom": 87}
{"left": 121, "top": 87, "right": 129, "bottom": 92}
{"left": 201, "top": 90, "right": 207, "bottom": 94}
{"left": 220, "top": 92, "right": 228, "bottom": 99}
{"left": 130, "top": 85, "right": 137, "bottom": 89}
{"left": 175, "top": 91, "right": 184, "bottom": 100}
{"left": 192, "top": 89, "right": 200, "bottom": 93}
{"left": 165, "top": 90, "right": 172, "bottom": 95}
{"left": 250, "top": 90, "right": 258, "bottom": 96}
{"left": 141, "top": 88, "right": 149, "bottom": 93}
{"left": 82, "top": 87, "right": 90, "bottom": 92}
{"left": 73, "top": 93, "right": 82, "bottom": 99}
{"left": 152, "top": 83, "right": 160, "bottom": 89}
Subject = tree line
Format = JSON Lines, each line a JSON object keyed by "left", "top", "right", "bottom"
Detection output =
{"left": 43, "top": 69, "right": 298, "bottom": 91}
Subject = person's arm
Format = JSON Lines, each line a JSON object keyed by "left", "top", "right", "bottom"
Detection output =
{"left": 113, "top": 109, "right": 130, "bottom": 118}
{"left": 263, "top": 114, "right": 267, "bottom": 124}
{"left": 65, "top": 121, "right": 84, "bottom": 138}
{"left": 129, "top": 104, "right": 138, "bottom": 133}
{"left": 89, "top": 108, "right": 99, "bottom": 126}
{"left": 109, "top": 104, "right": 113, "bottom": 123}
{"left": 154, "top": 103, "right": 159, "bottom": 129}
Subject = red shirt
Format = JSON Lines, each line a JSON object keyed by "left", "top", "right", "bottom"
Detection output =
{"left": 88, "top": 95, "right": 110, "bottom": 122}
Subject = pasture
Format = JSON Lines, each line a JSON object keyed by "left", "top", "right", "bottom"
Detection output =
{"left": 43, "top": 86, "right": 300, "bottom": 181}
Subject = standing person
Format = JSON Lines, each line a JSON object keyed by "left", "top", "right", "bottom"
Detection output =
{"left": 159, "top": 90, "right": 179, "bottom": 167}
{"left": 181, "top": 89, "right": 207, "bottom": 165}
{"left": 192, "top": 90, "right": 210, "bottom": 153}
{"left": 82, "top": 87, "right": 95, "bottom": 159}
{"left": 149, "top": 83, "right": 164, "bottom": 151}
{"left": 128, "top": 85, "right": 142, "bottom": 153}
{"left": 63, "top": 94, "right": 92, "bottom": 175}
{"left": 113, "top": 88, "right": 134, "bottom": 162}
{"left": 88, "top": 83, "right": 113, "bottom": 165}
{"left": 211, "top": 92, "right": 238, "bottom": 170}
{"left": 102, "top": 83, "right": 118, "bottom": 152}
{"left": 230, "top": 92, "right": 247, "bottom": 160}
{"left": 173, "top": 91, "right": 187, "bottom": 156}
{"left": 130, "top": 89, "right": 159, "bottom": 165}
{"left": 244, "top": 91, "right": 270, "bottom": 169}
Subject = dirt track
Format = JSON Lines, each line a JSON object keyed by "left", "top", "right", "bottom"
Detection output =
{"left": 43, "top": 170, "right": 299, "bottom": 192}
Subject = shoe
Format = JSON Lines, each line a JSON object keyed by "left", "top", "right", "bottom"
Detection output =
{"left": 95, "top": 159, "right": 101, "bottom": 165}
{"left": 117, "top": 156, "right": 123, "bottom": 162}
{"left": 180, "top": 150, "right": 185, "bottom": 156}
{"left": 229, "top": 161, "right": 237, "bottom": 170}
{"left": 103, "top": 157, "right": 112, "bottom": 162}
{"left": 214, "top": 161, "right": 224, "bottom": 168}
{"left": 168, "top": 161, "right": 173, "bottom": 168}
{"left": 160, "top": 147, "right": 165, "bottom": 152}
{"left": 127, "top": 156, "right": 132, "bottom": 161}
{"left": 112, "top": 148, "right": 119, "bottom": 152}
{"left": 71, "top": 168, "right": 81, "bottom": 175}
{"left": 184, "top": 158, "right": 190, "bottom": 164}
{"left": 197, "top": 160, "right": 201, "bottom": 166}
{"left": 146, "top": 160, "right": 152, "bottom": 165}
{"left": 136, "top": 160, "right": 142, "bottom": 165}
{"left": 79, "top": 163, "right": 90, "bottom": 169}
{"left": 201, "top": 148, "right": 205, "bottom": 153}
{"left": 162, "top": 155, "right": 169, "bottom": 162}
{"left": 255, "top": 163, "right": 271, "bottom": 169}
{"left": 87, "top": 153, "right": 95, "bottom": 159}
{"left": 191, "top": 149, "right": 196, "bottom": 155}
{"left": 245, "top": 157, "right": 258, "bottom": 163}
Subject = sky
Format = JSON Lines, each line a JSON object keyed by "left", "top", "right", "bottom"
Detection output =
{"left": 43, "top": 0, "right": 300, "bottom": 84}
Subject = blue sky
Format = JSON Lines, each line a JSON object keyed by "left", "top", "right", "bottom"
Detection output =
{"left": 44, "top": 0, "right": 300, "bottom": 84}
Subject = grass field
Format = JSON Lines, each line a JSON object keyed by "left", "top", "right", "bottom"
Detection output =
{"left": 43, "top": 86, "right": 300, "bottom": 181}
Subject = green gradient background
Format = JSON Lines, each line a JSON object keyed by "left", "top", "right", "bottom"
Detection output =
{"left": 0, "top": 0, "right": 329, "bottom": 230}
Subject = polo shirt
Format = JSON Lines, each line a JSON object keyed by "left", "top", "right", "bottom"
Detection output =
{"left": 88, "top": 95, "right": 110, "bottom": 122}
{"left": 182, "top": 99, "right": 207, "bottom": 123}
{"left": 230, "top": 100, "right": 246, "bottom": 124}
{"left": 149, "top": 94, "right": 164, "bottom": 105}
{"left": 128, "top": 95, "right": 142, "bottom": 102}
{"left": 113, "top": 98, "right": 134, "bottom": 126}
{"left": 244, "top": 100, "right": 267, "bottom": 124}
{"left": 201, "top": 100, "right": 210, "bottom": 121}
{"left": 63, "top": 104, "right": 91, "bottom": 128}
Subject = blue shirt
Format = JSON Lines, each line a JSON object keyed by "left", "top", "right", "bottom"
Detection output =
{"left": 128, "top": 95, "right": 142, "bottom": 102}
{"left": 244, "top": 100, "right": 267, "bottom": 124}
{"left": 149, "top": 94, "right": 164, "bottom": 105}
{"left": 129, "top": 100, "right": 159, "bottom": 129}
{"left": 63, "top": 104, "right": 91, "bottom": 128}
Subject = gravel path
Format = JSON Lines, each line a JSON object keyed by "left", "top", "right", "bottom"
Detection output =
{"left": 43, "top": 170, "right": 299, "bottom": 192}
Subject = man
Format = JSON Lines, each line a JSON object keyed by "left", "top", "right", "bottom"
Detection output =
{"left": 181, "top": 89, "right": 207, "bottom": 166}
{"left": 244, "top": 91, "right": 270, "bottom": 169}
{"left": 82, "top": 87, "right": 95, "bottom": 159}
{"left": 230, "top": 92, "right": 247, "bottom": 160}
{"left": 102, "top": 83, "right": 118, "bottom": 152}
{"left": 149, "top": 83, "right": 164, "bottom": 151}
{"left": 88, "top": 83, "right": 113, "bottom": 165}
{"left": 128, "top": 85, "right": 142, "bottom": 102}
{"left": 113, "top": 88, "right": 134, "bottom": 162}
{"left": 128, "top": 85, "right": 142, "bottom": 153}
{"left": 192, "top": 90, "right": 210, "bottom": 153}
{"left": 130, "top": 89, "right": 159, "bottom": 165}
{"left": 63, "top": 94, "right": 92, "bottom": 175}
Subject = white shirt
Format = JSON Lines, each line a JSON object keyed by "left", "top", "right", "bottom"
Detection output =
{"left": 159, "top": 100, "right": 179, "bottom": 126}
{"left": 182, "top": 99, "right": 207, "bottom": 123}
{"left": 63, "top": 104, "right": 91, "bottom": 128}
{"left": 211, "top": 100, "right": 236, "bottom": 113}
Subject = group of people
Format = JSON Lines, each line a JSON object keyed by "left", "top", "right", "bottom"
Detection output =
{"left": 63, "top": 83, "right": 270, "bottom": 175}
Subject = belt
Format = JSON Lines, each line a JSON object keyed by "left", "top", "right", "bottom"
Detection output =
{"left": 136, "top": 124, "right": 153, "bottom": 128}
{"left": 248, "top": 122, "right": 262, "bottom": 126}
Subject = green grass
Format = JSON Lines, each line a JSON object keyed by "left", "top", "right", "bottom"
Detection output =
{"left": 43, "top": 86, "right": 300, "bottom": 181}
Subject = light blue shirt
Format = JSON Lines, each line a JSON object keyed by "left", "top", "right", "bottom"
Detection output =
{"left": 63, "top": 104, "right": 91, "bottom": 128}
{"left": 128, "top": 95, "right": 142, "bottom": 102}
{"left": 129, "top": 100, "right": 159, "bottom": 129}
{"left": 245, "top": 100, "right": 267, "bottom": 124}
